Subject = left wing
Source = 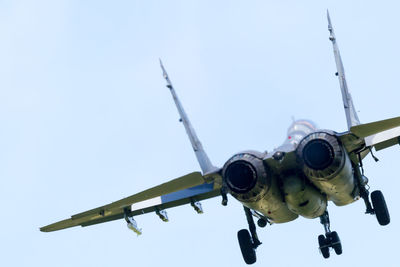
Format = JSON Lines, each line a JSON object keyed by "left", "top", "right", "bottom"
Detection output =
{"left": 41, "top": 61, "right": 223, "bottom": 233}
{"left": 40, "top": 171, "right": 221, "bottom": 232}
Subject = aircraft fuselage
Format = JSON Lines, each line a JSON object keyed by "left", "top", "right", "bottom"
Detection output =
{"left": 223, "top": 120, "right": 357, "bottom": 223}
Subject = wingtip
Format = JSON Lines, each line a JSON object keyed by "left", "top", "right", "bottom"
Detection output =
{"left": 39, "top": 217, "right": 80, "bottom": 232}
{"left": 39, "top": 225, "right": 53, "bottom": 232}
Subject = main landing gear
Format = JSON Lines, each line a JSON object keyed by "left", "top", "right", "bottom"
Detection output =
{"left": 317, "top": 161, "right": 391, "bottom": 259}
{"left": 370, "top": 190, "right": 390, "bottom": 225}
{"left": 237, "top": 206, "right": 267, "bottom": 265}
{"left": 354, "top": 160, "right": 390, "bottom": 226}
{"left": 318, "top": 187, "right": 390, "bottom": 259}
{"left": 318, "top": 211, "right": 342, "bottom": 259}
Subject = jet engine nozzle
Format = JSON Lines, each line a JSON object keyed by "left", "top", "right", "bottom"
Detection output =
{"left": 296, "top": 131, "right": 344, "bottom": 179}
{"left": 222, "top": 151, "right": 270, "bottom": 202}
{"left": 222, "top": 151, "right": 298, "bottom": 223}
{"left": 296, "top": 131, "right": 356, "bottom": 206}
{"left": 302, "top": 139, "right": 335, "bottom": 170}
{"left": 224, "top": 160, "right": 257, "bottom": 193}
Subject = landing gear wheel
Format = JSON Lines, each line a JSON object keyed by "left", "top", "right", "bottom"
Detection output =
{"left": 318, "top": 235, "right": 330, "bottom": 259}
{"left": 257, "top": 218, "right": 267, "bottom": 228}
{"left": 371, "top": 190, "right": 390, "bottom": 226}
{"left": 238, "top": 229, "right": 256, "bottom": 265}
{"left": 330, "top": 231, "right": 342, "bottom": 255}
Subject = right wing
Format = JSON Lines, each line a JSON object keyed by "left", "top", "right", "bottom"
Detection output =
{"left": 339, "top": 116, "right": 400, "bottom": 161}
{"left": 350, "top": 116, "right": 400, "bottom": 151}
{"left": 40, "top": 171, "right": 221, "bottom": 232}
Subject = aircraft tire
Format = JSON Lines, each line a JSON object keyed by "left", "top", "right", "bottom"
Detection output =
{"left": 257, "top": 218, "right": 267, "bottom": 228}
{"left": 238, "top": 229, "right": 256, "bottom": 264}
{"left": 330, "top": 231, "right": 342, "bottom": 255}
{"left": 318, "top": 235, "right": 330, "bottom": 259}
{"left": 371, "top": 190, "right": 390, "bottom": 226}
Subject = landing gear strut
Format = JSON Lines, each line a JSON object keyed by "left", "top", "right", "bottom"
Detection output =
{"left": 318, "top": 211, "right": 342, "bottom": 259}
{"left": 354, "top": 160, "right": 390, "bottom": 226}
{"left": 238, "top": 206, "right": 262, "bottom": 265}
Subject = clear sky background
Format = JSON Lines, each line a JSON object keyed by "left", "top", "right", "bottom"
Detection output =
{"left": 1, "top": 1, "right": 399, "bottom": 266}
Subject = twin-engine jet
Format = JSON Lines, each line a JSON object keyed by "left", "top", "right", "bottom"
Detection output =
{"left": 41, "top": 12, "right": 397, "bottom": 264}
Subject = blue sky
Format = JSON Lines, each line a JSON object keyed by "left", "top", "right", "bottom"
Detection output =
{"left": 1, "top": 1, "right": 399, "bottom": 266}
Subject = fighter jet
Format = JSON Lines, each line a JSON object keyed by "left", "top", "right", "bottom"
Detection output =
{"left": 41, "top": 11, "right": 397, "bottom": 264}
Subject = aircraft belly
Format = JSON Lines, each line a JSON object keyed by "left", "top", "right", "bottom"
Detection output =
{"left": 282, "top": 175, "right": 327, "bottom": 219}
{"left": 244, "top": 174, "right": 298, "bottom": 224}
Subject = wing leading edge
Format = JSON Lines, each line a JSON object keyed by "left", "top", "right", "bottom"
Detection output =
{"left": 40, "top": 172, "right": 221, "bottom": 232}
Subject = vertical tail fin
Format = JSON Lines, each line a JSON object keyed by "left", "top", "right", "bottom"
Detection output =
{"left": 327, "top": 10, "right": 360, "bottom": 130}
{"left": 159, "top": 60, "right": 218, "bottom": 174}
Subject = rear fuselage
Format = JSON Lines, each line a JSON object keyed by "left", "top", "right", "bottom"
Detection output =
{"left": 223, "top": 120, "right": 358, "bottom": 223}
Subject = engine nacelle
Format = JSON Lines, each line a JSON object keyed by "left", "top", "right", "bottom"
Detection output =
{"left": 222, "top": 151, "right": 298, "bottom": 223}
{"left": 296, "top": 131, "right": 357, "bottom": 206}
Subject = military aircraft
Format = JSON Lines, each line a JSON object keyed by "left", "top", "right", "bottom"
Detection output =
{"left": 41, "top": 11, "right": 398, "bottom": 264}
